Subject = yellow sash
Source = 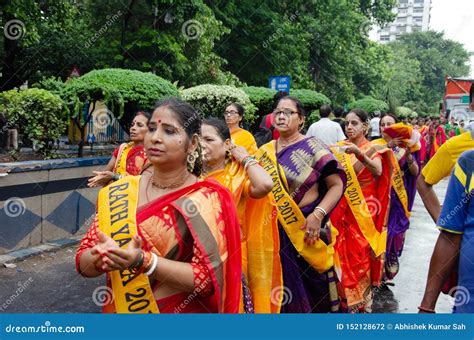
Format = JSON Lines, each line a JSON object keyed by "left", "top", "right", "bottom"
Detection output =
{"left": 113, "top": 142, "right": 133, "bottom": 175}
{"left": 330, "top": 147, "right": 386, "bottom": 257}
{"left": 372, "top": 139, "right": 410, "bottom": 217}
{"left": 256, "top": 142, "right": 337, "bottom": 273}
{"left": 98, "top": 176, "right": 159, "bottom": 313}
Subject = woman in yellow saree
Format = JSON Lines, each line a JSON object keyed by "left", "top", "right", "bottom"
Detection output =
{"left": 255, "top": 96, "right": 347, "bottom": 313}
{"left": 201, "top": 117, "right": 274, "bottom": 313}
{"left": 329, "top": 109, "right": 393, "bottom": 313}
{"left": 88, "top": 111, "right": 151, "bottom": 188}
{"left": 224, "top": 103, "right": 258, "bottom": 155}
{"left": 76, "top": 99, "right": 242, "bottom": 313}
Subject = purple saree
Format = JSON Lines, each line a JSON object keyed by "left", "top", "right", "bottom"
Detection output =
{"left": 275, "top": 137, "right": 346, "bottom": 313}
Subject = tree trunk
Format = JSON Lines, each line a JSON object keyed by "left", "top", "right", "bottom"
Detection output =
{"left": 1, "top": 10, "right": 24, "bottom": 91}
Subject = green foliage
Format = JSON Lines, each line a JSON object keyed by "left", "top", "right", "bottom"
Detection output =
{"left": 307, "top": 110, "right": 321, "bottom": 126}
{"left": 348, "top": 97, "right": 389, "bottom": 114}
{"left": 389, "top": 31, "right": 471, "bottom": 108}
{"left": 291, "top": 89, "right": 331, "bottom": 112}
{"left": 62, "top": 68, "right": 179, "bottom": 124}
{"left": 396, "top": 106, "right": 417, "bottom": 118}
{"left": 0, "top": 88, "right": 67, "bottom": 156}
{"left": 241, "top": 86, "right": 277, "bottom": 115}
{"left": 181, "top": 84, "right": 257, "bottom": 124}
{"left": 32, "top": 76, "right": 65, "bottom": 95}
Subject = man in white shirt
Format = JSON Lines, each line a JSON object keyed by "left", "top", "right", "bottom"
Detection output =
{"left": 369, "top": 111, "right": 381, "bottom": 140}
{"left": 306, "top": 105, "right": 346, "bottom": 145}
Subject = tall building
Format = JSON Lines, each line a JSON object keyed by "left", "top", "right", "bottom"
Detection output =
{"left": 376, "top": 0, "right": 432, "bottom": 43}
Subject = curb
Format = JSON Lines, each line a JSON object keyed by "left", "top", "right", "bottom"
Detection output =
{"left": 0, "top": 237, "right": 81, "bottom": 266}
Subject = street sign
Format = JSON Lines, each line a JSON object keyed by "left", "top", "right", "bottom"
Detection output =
{"left": 268, "top": 75, "right": 291, "bottom": 93}
{"left": 68, "top": 66, "right": 81, "bottom": 79}
{"left": 87, "top": 133, "right": 95, "bottom": 144}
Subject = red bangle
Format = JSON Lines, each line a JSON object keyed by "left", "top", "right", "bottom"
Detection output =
{"left": 417, "top": 306, "right": 435, "bottom": 313}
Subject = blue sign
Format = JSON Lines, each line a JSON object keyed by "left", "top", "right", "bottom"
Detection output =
{"left": 87, "top": 133, "right": 95, "bottom": 143}
{"left": 268, "top": 75, "right": 291, "bottom": 93}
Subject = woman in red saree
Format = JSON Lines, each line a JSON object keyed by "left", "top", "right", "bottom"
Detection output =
{"left": 88, "top": 111, "right": 151, "bottom": 188}
{"left": 76, "top": 99, "right": 242, "bottom": 313}
{"left": 429, "top": 117, "right": 447, "bottom": 159}
{"left": 330, "top": 109, "right": 392, "bottom": 313}
{"left": 201, "top": 118, "right": 274, "bottom": 313}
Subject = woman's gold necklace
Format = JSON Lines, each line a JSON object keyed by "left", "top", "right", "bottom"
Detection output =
{"left": 151, "top": 171, "right": 191, "bottom": 189}
{"left": 279, "top": 134, "right": 302, "bottom": 148}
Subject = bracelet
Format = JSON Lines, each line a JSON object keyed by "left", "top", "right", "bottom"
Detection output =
{"left": 417, "top": 306, "right": 435, "bottom": 313}
{"left": 240, "top": 155, "right": 253, "bottom": 165}
{"left": 145, "top": 253, "right": 158, "bottom": 276}
{"left": 129, "top": 250, "right": 144, "bottom": 272}
{"left": 244, "top": 159, "right": 259, "bottom": 171}
{"left": 312, "top": 210, "right": 324, "bottom": 220}
{"left": 314, "top": 206, "right": 327, "bottom": 216}
{"left": 112, "top": 173, "right": 120, "bottom": 181}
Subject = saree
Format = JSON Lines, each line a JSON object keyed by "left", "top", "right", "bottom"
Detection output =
{"left": 429, "top": 125, "right": 447, "bottom": 159}
{"left": 113, "top": 142, "right": 149, "bottom": 176}
{"left": 372, "top": 139, "right": 420, "bottom": 279}
{"left": 75, "top": 177, "right": 242, "bottom": 313}
{"left": 419, "top": 125, "right": 428, "bottom": 164}
{"left": 231, "top": 128, "right": 258, "bottom": 155}
{"left": 330, "top": 140, "right": 392, "bottom": 313}
{"left": 255, "top": 137, "right": 347, "bottom": 313}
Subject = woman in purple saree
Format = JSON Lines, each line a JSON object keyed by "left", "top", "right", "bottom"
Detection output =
{"left": 256, "top": 96, "right": 346, "bottom": 313}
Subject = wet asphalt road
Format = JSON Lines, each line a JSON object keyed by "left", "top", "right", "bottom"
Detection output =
{"left": 0, "top": 178, "right": 454, "bottom": 313}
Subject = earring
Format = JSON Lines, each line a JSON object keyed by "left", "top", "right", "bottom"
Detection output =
{"left": 187, "top": 150, "right": 198, "bottom": 172}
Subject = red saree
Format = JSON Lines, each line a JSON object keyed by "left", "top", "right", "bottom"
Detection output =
{"left": 330, "top": 140, "right": 392, "bottom": 312}
{"left": 113, "top": 143, "right": 148, "bottom": 176}
{"left": 76, "top": 178, "right": 242, "bottom": 313}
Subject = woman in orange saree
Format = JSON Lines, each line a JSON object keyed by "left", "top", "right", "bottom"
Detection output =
{"left": 76, "top": 99, "right": 242, "bottom": 313}
{"left": 224, "top": 103, "right": 258, "bottom": 155}
{"left": 330, "top": 109, "right": 392, "bottom": 313}
{"left": 88, "top": 111, "right": 151, "bottom": 188}
{"left": 201, "top": 118, "right": 274, "bottom": 313}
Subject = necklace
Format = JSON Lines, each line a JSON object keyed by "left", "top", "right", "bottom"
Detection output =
{"left": 278, "top": 134, "right": 302, "bottom": 148}
{"left": 151, "top": 171, "right": 191, "bottom": 189}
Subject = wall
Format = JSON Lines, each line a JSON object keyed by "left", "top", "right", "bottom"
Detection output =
{"left": 0, "top": 157, "right": 110, "bottom": 255}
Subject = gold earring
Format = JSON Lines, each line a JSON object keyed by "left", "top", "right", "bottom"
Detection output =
{"left": 187, "top": 151, "right": 197, "bottom": 172}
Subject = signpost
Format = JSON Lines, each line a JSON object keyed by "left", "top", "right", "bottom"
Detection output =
{"left": 67, "top": 66, "right": 81, "bottom": 80}
{"left": 87, "top": 133, "right": 95, "bottom": 152}
{"left": 268, "top": 75, "right": 291, "bottom": 93}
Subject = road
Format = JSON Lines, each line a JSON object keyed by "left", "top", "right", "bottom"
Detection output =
{"left": 0, "top": 178, "right": 454, "bottom": 313}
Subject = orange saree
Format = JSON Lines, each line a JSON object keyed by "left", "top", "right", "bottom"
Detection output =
{"left": 330, "top": 140, "right": 392, "bottom": 313}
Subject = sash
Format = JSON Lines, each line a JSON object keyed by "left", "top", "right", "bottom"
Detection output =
{"left": 98, "top": 176, "right": 159, "bottom": 313}
{"left": 113, "top": 142, "right": 133, "bottom": 175}
{"left": 330, "top": 146, "right": 386, "bottom": 257}
{"left": 257, "top": 142, "right": 337, "bottom": 273}
{"left": 372, "top": 139, "right": 410, "bottom": 217}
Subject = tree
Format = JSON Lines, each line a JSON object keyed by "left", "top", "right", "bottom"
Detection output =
{"left": 61, "top": 68, "right": 179, "bottom": 157}
{"left": 389, "top": 31, "right": 471, "bottom": 109}
{"left": 0, "top": 0, "right": 78, "bottom": 90}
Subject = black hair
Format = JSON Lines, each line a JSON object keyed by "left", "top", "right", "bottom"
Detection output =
{"left": 153, "top": 98, "right": 202, "bottom": 176}
{"left": 135, "top": 110, "right": 152, "bottom": 120}
{"left": 227, "top": 103, "right": 245, "bottom": 117}
{"left": 319, "top": 104, "right": 332, "bottom": 118}
{"left": 380, "top": 113, "right": 399, "bottom": 124}
{"left": 333, "top": 107, "right": 344, "bottom": 118}
{"left": 347, "top": 108, "right": 369, "bottom": 124}
{"left": 273, "top": 91, "right": 289, "bottom": 106}
{"left": 202, "top": 117, "right": 231, "bottom": 142}
{"left": 277, "top": 96, "right": 306, "bottom": 117}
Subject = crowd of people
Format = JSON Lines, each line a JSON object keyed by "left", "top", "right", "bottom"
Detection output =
{"left": 75, "top": 85, "right": 474, "bottom": 314}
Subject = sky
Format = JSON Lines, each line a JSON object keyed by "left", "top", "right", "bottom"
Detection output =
{"left": 428, "top": 0, "right": 474, "bottom": 77}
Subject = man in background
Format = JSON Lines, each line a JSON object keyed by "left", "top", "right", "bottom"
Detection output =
{"left": 306, "top": 104, "right": 345, "bottom": 145}
{"left": 369, "top": 111, "right": 381, "bottom": 141}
